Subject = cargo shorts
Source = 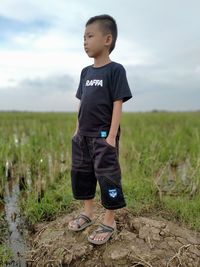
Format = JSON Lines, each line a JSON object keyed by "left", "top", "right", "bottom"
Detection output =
{"left": 71, "top": 133, "right": 126, "bottom": 210}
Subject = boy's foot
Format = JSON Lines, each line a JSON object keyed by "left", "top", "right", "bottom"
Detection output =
{"left": 68, "top": 213, "right": 94, "bottom": 231}
{"left": 88, "top": 222, "right": 116, "bottom": 245}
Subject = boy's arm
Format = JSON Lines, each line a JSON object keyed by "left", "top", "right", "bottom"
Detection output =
{"left": 106, "top": 99, "right": 123, "bottom": 147}
{"left": 74, "top": 101, "right": 80, "bottom": 136}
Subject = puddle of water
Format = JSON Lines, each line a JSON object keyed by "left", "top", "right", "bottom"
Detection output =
{"left": 156, "top": 159, "right": 196, "bottom": 197}
{"left": 4, "top": 179, "right": 28, "bottom": 267}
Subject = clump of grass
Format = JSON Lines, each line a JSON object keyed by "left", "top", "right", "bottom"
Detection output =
{"left": 0, "top": 213, "right": 13, "bottom": 266}
{"left": 21, "top": 174, "right": 73, "bottom": 225}
{"left": 0, "top": 245, "right": 13, "bottom": 266}
{"left": 163, "top": 195, "right": 200, "bottom": 230}
{"left": 120, "top": 112, "right": 200, "bottom": 227}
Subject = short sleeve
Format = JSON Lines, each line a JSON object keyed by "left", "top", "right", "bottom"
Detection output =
{"left": 75, "top": 71, "right": 83, "bottom": 100}
{"left": 75, "top": 67, "right": 88, "bottom": 100}
{"left": 111, "top": 64, "right": 132, "bottom": 102}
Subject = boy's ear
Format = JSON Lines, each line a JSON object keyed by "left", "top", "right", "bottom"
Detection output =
{"left": 105, "top": 34, "right": 112, "bottom": 47}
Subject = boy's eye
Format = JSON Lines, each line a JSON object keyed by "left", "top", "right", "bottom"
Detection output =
{"left": 84, "top": 34, "right": 94, "bottom": 41}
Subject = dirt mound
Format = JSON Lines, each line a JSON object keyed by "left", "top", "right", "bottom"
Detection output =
{"left": 26, "top": 208, "right": 200, "bottom": 267}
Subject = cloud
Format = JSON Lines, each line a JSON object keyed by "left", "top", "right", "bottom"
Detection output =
{"left": 0, "top": 15, "right": 51, "bottom": 47}
{"left": 0, "top": 61, "right": 200, "bottom": 112}
{"left": 0, "top": 49, "right": 89, "bottom": 88}
{"left": 0, "top": 15, "right": 50, "bottom": 33}
{"left": 18, "top": 74, "right": 75, "bottom": 94}
{"left": 0, "top": 74, "right": 78, "bottom": 111}
{"left": 0, "top": 0, "right": 200, "bottom": 111}
{"left": 125, "top": 62, "right": 200, "bottom": 111}
{"left": 0, "top": 89, "right": 79, "bottom": 112}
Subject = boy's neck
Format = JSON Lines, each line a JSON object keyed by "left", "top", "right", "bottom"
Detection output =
{"left": 93, "top": 55, "right": 111, "bottom": 68}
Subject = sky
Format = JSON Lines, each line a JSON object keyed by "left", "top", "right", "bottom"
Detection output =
{"left": 0, "top": 0, "right": 200, "bottom": 112}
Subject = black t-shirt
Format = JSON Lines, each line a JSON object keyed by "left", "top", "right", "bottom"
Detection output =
{"left": 76, "top": 61, "right": 132, "bottom": 137}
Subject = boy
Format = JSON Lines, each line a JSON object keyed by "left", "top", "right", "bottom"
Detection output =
{"left": 68, "top": 14, "right": 132, "bottom": 245}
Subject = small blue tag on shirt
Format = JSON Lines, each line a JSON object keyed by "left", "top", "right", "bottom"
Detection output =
{"left": 100, "top": 131, "right": 107, "bottom": 138}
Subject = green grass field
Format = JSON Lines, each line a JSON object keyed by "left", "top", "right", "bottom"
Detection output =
{"left": 0, "top": 111, "right": 200, "bottom": 232}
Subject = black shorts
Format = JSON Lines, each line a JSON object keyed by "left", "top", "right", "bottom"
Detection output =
{"left": 71, "top": 133, "right": 126, "bottom": 210}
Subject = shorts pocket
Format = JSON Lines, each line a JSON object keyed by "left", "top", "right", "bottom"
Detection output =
{"left": 102, "top": 138, "right": 116, "bottom": 150}
{"left": 71, "top": 134, "right": 83, "bottom": 168}
{"left": 94, "top": 138, "right": 120, "bottom": 175}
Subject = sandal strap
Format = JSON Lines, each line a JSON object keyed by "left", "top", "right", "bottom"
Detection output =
{"left": 94, "top": 223, "right": 115, "bottom": 234}
{"left": 78, "top": 213, "right": 92, "bottom": 223}
{"left": 75, "top": 213, "right": 92, "bottom": 229}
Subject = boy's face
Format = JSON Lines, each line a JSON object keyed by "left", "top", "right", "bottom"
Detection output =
{"left": 84, "top": 22, "right": 111, "bottom": 58}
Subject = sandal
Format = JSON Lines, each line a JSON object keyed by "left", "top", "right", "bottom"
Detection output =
{"left": 88, "top": 223, "right": 116, "bottom": 245}
{"left": 68, "top": 213, "right": 94, "bottom": 232}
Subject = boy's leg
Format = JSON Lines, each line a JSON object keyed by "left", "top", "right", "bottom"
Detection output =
{"left": 69, "top": 134, "right": 97, "bottom": 230}
{"left": 104, "top": 209, "right": 115, "bottom": 226}
{"left": 89, "top": 137, "right": 125, "bottom": 242}
{"left": 89, "top": 209, "right": 115, "bottom": 242}
{"left": 68, "top": 199, "right": 95, "bottom": 230}
{"left": 84, "top": 199, "right": 95, "bottom": 218}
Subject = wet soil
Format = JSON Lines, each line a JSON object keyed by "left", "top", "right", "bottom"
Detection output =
{"left": 26, "top": 205, "right": 200, "bottom": 267}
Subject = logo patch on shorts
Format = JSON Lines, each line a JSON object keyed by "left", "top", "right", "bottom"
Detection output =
{"left": 108, "top": 189, "right": 117, "bottom": 198}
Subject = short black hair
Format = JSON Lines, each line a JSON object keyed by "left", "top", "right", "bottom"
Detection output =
{"left": 86, "top": 14, "right": 118, "bottom": 54}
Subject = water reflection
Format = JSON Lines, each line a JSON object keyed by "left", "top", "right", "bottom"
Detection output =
{"left": 4, "top": 179, "right": 28, "bottom": 267}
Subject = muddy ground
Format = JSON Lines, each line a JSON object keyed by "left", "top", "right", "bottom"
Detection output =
{"left": 26, "top": 205, "right": 200, "bottom": 267}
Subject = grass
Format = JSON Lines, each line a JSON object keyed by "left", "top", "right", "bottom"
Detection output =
{"left": 163, "top": 195, "right": 200, "bottom": 229}
{"left": 21, "top": 173, "right": 74, "bottom": 225}
{"left": 0, "top": 245, "right": 12, "bottom": 267}
{"left": 120, "top": 112, "right": 200, "bottom": 229}
{"left": 0, "top": 111, "right": 200, "bottom": 232}
{"left": 0, "top": 213, "right": 12, "bottom": 266}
